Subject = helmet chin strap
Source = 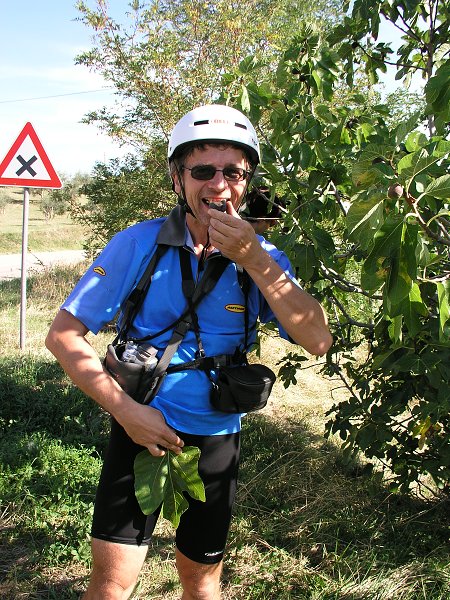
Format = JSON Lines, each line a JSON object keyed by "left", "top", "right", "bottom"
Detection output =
{"left": 173, "top": 163, "right": 195, "bottom": 217}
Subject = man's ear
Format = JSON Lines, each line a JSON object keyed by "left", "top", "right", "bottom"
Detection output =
{"left": 171, "top": 170, "right": 181, "bottom": 194}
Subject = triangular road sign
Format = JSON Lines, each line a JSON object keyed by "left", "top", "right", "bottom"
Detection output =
{"left": 0, "top": 122, "right": 62, "bottom": 188}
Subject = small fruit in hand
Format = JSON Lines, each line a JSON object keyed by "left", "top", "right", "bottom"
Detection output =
{"left": 388, "top": 184, "right": 404, "bottom": 199}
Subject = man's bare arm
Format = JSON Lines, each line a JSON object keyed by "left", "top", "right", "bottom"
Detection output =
{"left": 208, "top": 204, "right": 333, "bottom": 356}
{"left": 45, "top": 310, "right": 184, "bottom": 456}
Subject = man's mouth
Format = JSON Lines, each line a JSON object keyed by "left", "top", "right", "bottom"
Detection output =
{"left": 205, "top": 199, "right": 227, "bottom": 212}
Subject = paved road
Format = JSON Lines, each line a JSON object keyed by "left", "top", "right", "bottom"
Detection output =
{"left": 0, "top": 250, "right": 86, "bottom": 281}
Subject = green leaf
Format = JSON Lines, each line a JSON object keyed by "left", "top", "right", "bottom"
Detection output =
{"left": 397, "top": 149, "right": 441, "bottom": 186}
{"left": 420, "top": 175, "right": 450, "bottom": 200}
{"left": 134, "top": 450, "right": 169, "bottom": 515}
{"left": 388, "top": 314, "right": 403, "bottom": 343}
{"left": 364, "top": 217, "right": 403, "bottom": 272}
{"left": 386, "top": 222, "right": 417, "bottom": 306}
{"left": 134, "top": 446, "right": 205, "bottom": 528}
{"left": 351, "top": 144, "right": 394, "bottom": 187}
{"left": 437, "top": 281, "right": 450, "bottom": 342}
{"left": 162, "top": 489, "right": 189, "bottom": 530}
{"left": 298, "top": 142, "right": 313, "bottom": 170}
{"left": 294, "top": 244, "right": 317, "bottom": 281}
{"left": 426, "top": 63, "right": 450, "bottom": 118}
{"left": 346, "top": 192, "right": 384, "bottom": 250}
{"left": 404, "top": 131, "right": 428, "bottom": 152}
{"left": 171, "top": 447, "right": 206, "bottom": 502}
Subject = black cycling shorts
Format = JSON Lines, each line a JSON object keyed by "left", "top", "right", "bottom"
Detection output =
{"left": 91, "top": 418, "right": 241, "bottom": 564}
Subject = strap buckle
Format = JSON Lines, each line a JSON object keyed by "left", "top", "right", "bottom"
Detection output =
{"left": 213, "top": 354, "right": 231, "bottom": 368}
{"left": 174, "top": 318, "right": 191, "bottom": 337}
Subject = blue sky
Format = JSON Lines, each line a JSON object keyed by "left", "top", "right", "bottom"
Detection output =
{"left": 0, "top": 1, "right": 130, "bottom": 178}
{"left": 0, "top": 2, "right": 419, "bottom": 180}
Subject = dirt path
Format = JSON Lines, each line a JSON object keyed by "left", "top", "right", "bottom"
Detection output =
{"left": 0, "top": 250, "right": 86, "bottom": 281}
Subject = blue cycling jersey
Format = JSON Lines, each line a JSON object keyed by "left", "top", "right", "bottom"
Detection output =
{"left": 62, "top": 206, "right": 299, "bottom": 435}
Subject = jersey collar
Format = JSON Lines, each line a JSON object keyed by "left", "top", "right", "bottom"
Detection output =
{"left": 156, "top": 204, "right": 220, "bottom": 256}
{"left": 156, "top": 205, "right": 187, "bottom": 247}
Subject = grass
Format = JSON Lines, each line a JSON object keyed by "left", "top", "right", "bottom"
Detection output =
{"left": 0, "top": 264, "right": 449, "bottom": 599}
{"left": 0, "top": 189, "right": 85, "bottom": 253}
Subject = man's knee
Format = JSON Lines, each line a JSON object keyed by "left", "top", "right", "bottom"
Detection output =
{"left": 176, "top": 549, "right": 222, "bottom": 599}
{"left": 83, "top": 538, "right": 148, "bottom": 599}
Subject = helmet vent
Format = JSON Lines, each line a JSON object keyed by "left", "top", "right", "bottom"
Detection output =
{"left": 193, "top": 120, "right": 209, "bottom": 126}
{"left": 235, "top": 123, "right": 247, "bottom": 130}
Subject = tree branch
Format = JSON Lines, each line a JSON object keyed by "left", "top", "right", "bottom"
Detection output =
{"left": 405, "top": 193, "right": 450, "bottom": 246}
{"left": 329, "top": 292, "right": 375, "bottom": 330}
{"left": 319, "top": 263, "right": 383, "bottom": 299}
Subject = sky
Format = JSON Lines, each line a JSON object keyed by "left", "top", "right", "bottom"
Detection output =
{"left": 0, "top": 2, "right": 420, "bottom": 182}
{"left": 0, "top": 1, "right": 132, "bottom": 179}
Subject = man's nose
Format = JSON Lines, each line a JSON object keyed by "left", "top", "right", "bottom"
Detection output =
{"left": 208, "top": 170, "right": 229, "bottom": 189}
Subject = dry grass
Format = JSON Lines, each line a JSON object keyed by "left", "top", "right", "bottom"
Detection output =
{"left": 0, "top": 197, "right": 85, "bottom": 253}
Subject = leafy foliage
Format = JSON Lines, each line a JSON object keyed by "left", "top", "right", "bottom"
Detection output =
{"left": 219, "top": 1, "right": 450, "bottom": 492}
{"left": 134, "top": 446, "right": 205, "bottom": 528}
{"left": 71, "top": 153, "right": 174, "bottom": 255}
{"left": 75, "top": 0, "right": 342, "bottom": 147}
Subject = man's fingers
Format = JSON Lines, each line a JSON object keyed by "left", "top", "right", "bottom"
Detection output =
{"left": 148, "top": 442, "right": 183, "bottom": 457}
{"left": 148, "top": 444, "right": 166, "bottom": 457}
{"left": 225, "top": 200, "right": 241, "bottom": 218}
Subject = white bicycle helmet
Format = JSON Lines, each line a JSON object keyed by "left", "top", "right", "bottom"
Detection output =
{"left": 168, "top": 104, "right": 260, "bottom": 166}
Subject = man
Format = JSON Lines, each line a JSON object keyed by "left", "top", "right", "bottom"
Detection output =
{"left": 240, "top": 185, "right": 285, "bottom": 235}
{"left": 46, "top": 104, "right": 332, "bottom": 599}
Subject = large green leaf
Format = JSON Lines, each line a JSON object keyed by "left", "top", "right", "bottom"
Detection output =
{"left": 346, "top": 192, "right": 384, "bottom": 249}
{"left": 426, "top": 63, "right": 450, "bottom": 118}
{"left": 171, "top": 449, "right": 206, "bottom": 502}
{"left": 162, "top": 489, "right": 189, "bottom": 529}
{"left": 386, "top": 222, "right": 418, "bottom": 306}
{"left": 134, "top": 446, "right": 205, "bottom": 528}
{"left": 294, "top": 244, "right": 317, "bottom": 281}
{"left": 362, "top": 216, "right": 403, "bottom": 291}
{"left": 437, "top": 281, "right": 450, "bottom": 342}
{"left": 401, "top": 283, "right": 428, "bottom": 337}
{"left": 420, "top": 175, "right": 450, "bottom": 201}
{"left": 397, "top": 149, "right": 441, "bottom": 188}
{"left": 134, "top": 450, "right": 169, "bottom": 515}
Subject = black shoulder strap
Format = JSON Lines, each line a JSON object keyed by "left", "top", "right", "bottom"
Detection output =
{"left": 140, "top": 250, "right": 229, "bottom": 404}
{"left": 236, "top": 264, "right": 251, "bottom": 351}
{"left": 114, "top": 244, "right": 168, "bottom": 344}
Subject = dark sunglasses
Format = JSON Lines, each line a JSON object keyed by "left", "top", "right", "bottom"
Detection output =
{"left": 182, "top": 165, "right": 251, "bottom": 182}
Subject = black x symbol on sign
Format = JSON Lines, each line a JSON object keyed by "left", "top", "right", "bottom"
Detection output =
{"left": 16, "top": 154, "right": 38, "bottom": 177}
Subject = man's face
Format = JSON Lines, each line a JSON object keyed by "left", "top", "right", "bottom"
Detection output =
{"left": 173, "top": 144, "right": 249, "bottom": 229}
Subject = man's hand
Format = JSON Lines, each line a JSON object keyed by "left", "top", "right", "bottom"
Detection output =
{"left": 208, "top": 201, "right": 265, "bottom": 267}
{"left": 116, "top": 402, "right": 184, "bottom": 457}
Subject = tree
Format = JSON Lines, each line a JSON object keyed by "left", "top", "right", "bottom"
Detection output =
{"left": 71, "top": 152, "right": 173, "bottom": 255}
{"left": 75, "top": 0, "right": 342, "bottom": 147}
{"left": 73, "top": 0, "right": 343, "bottom": 246}
{"left": 220, "top": 0, "right": 449, "bottom": 493}
{"left": 42, "top": 172, "right": 91, "bottom": 221}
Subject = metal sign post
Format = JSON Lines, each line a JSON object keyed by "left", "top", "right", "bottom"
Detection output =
{"left": 20, "top": 187, "right": 30, "bottom": 350}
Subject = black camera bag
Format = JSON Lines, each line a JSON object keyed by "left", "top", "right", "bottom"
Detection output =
{"left": 210, "top": 362, "right": 276, "bottom": 413}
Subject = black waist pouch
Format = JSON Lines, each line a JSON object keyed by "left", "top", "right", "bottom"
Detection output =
{"left": 210, "top": 363, "right": 276, "bottom": 413}
{"left": 103, "top": 344, "right": 160, "bottom": 404}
